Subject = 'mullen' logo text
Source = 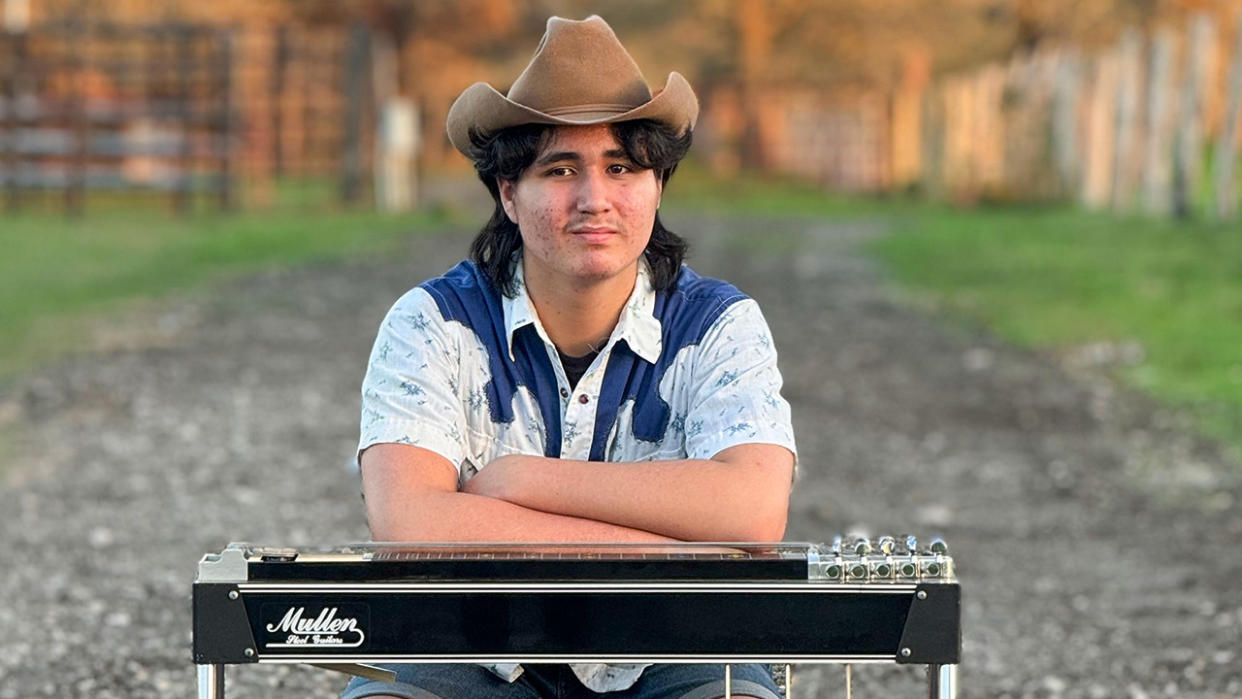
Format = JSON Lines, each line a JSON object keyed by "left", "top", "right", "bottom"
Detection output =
{"left": 265, "top": 607, "right": 366, "bottom": 648}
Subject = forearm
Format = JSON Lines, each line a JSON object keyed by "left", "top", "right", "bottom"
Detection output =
{"left": 464, "top": 450, "right": 792, "bottom": 542}
{"left": 367, "top": 487, "right": 679, "bottom": 544}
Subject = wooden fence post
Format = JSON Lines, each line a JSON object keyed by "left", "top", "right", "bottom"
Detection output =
{"left": 1173, "top": 13, "right": 1215, "bottom": 219}
{"left": 67, "top": 21, "right": 87, "bottom": 217}
{"left": 947, "top": 76, "right": 976, "bottom": 199}
{"left": 340, "top": 21, "right": 368, "bottom": 206}
{"left": 174, "top": 25, "right": 193, "bottom": 215}
{"left": 217, "top": 29, "right": 234, "bottom": 211}
{"left": 920, "top": 85, "right": 945, "bottom": 199}
{"left": 1144, "top": 29, "right": 1177, "bottom": 215}
{"left": 1112, "top": 29, "right": 1143, "bottom": 213}
{"left": 1052, "top": 48, "right": 1083, "bottom": 199}
{"left": 375, "top": 98, "right": 418, "bottom": 212}
{"left": 890, "top": 49, "right": 928, "bottom": 191}
{"left": 271, "top": 25, "right": 288, "bottom": 178}
{"left": 3, "top": 29, "right": 29, "bottom": 214}
{"left": 1213, "top": 13, "right": 1242, "bottom": 221}
{"left": 1083, "top": 51, "right": 1119, "bottom": 209}
{"left": 976, "top": 65, "right": 1005, "bottom": 196}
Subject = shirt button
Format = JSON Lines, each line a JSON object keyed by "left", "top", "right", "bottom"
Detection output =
{"left": 577, "top": 394, "right": 590, "bottom": 404}
{"left": 560, "top": 388, "right": 569, "bottom": 398}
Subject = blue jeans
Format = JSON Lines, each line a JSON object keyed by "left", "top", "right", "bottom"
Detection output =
{"left": 341, "top": 663, "right": 782, "bottom": 699}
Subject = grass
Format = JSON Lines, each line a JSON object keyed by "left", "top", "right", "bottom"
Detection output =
{"left": 668, "top": 165, "right": 1242, "bottom": 457}
{"left": 866, "top": 205, "right": 1242, "bottom": 453}
{"left": 0, "top": 182, "right": 461, "bottom": 379}
{"left": 667, "top": 160, "right": 894, "bottom": 218}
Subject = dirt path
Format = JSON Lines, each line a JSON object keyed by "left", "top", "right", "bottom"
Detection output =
{"left": 0, "top": 212, "right": 1238, "bottom": 698}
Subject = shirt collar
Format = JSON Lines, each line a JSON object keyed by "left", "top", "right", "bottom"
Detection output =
{"left": 501, "top": 257, "right": 663, "bottom": 364}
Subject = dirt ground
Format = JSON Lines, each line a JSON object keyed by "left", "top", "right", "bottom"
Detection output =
{"left": 0, "top": 210, "right": 1239, "bottom": 698}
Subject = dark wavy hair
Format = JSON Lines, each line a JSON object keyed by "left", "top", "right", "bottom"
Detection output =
{"left": 467, "top": 119, "right": 692, "bottom": 296}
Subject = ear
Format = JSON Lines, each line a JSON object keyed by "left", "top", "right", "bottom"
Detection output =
{"left": 498, "top": 179, "right": 519, "bottom": 224}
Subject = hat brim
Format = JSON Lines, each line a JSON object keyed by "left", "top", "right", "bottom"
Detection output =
{"left": 446, "top": 72, "right": 698, "bottom": 158}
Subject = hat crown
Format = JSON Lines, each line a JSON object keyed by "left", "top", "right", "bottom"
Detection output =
{"left": 506, "top": 16, "right": 652, "bottom": 117}
{"left": 444, "top": 14, "right": 698, "bottom": 157}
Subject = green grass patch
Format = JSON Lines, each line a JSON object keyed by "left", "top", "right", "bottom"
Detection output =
{"left": 0, "top": 192, "right": 460, "bottom": 379}
{"left": 864, "top": 203, "right": 1242, "bottom": 455}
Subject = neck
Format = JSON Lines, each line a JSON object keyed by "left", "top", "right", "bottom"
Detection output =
{"left": 523, "top": 262, "right": 638, "bottom": 357}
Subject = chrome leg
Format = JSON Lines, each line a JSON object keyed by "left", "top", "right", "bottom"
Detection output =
{"left": 845, "top": 664, "right": 852, "bottom": 699}
{"left": 784, "top": 664, "right": 792, "bottom": 699}
{"left": 928, "top": 664, "right": 957, "bottom": 699}
{"left": 197, "top": 664, "right": 224, "bottom": 699}
{"left": 724, "top": 663, "right": 732, "bottom": 698}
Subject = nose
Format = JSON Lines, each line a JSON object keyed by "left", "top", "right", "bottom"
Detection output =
{"left": 575, "top": 170, "right": 611, "bottom": 214}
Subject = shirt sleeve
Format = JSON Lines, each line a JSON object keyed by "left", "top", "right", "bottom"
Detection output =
{"left": 359, "top": 287, "right": 468, "bottom": 472}
{"left": 683, "top": 298, "right": 798, "bottom": 463}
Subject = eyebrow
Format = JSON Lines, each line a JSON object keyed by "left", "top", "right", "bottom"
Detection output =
{"left": 534, "top": 148, "right": 631, "bottom": 167}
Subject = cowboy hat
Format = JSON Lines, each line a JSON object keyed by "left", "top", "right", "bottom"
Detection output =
{"left": 446, "top": 15, "right": 699, "bottom": 158}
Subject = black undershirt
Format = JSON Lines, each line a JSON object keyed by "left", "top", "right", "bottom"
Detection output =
{"left": 557, "top": 348, "right": 599, "bottom": 390}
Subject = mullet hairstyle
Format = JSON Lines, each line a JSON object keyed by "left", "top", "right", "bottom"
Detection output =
{"left": 467, "top": 119, "right": 693, "bottom": 296}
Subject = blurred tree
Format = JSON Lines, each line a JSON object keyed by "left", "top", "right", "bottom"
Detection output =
{"left": 284, "top": 0, "right": 524, "bottom": 96}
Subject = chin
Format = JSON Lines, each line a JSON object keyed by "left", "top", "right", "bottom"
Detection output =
{"left": 564, "top": 253, "right": 634, "bottom": 279}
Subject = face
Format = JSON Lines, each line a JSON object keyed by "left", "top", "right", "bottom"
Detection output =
{"left": 499, "top": 124, "right": 662, "bottom": 291}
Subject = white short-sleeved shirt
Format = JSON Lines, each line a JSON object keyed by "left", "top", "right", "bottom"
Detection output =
{"left": 359, "top": 258, "right": 797, "bottom": 692}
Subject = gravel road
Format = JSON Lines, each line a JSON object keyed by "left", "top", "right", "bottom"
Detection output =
{"left": 0, "top": 211, "right": 1239, "bottom": 698}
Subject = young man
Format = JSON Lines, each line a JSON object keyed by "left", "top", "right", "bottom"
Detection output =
{"left": 348, "top": 16, "right": 796, "bottom": 699}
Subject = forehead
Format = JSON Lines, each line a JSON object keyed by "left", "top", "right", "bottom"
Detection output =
{"left": 536, "top": 123, "right": 623, "bottom": 158}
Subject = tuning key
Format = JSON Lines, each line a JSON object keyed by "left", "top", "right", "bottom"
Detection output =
{"left": 852, "top": 537, "right": 872, "bottom": 556}
{"left": 877, "top": 536, "right": 895, "bottom": 555}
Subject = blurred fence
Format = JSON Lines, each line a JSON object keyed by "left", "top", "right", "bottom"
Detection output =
{"left": 0, "top": 22, "right": 235, "bottom": 214}
{"left": 699, "top": 86, "right": 894, "bottom": 192}
{"left": 695, "top": 10, "right": 1242, "bottom": 221}
{"left": 4, "top": 9, "right": 1239, "bottom": 220}
{"left": 0, "top": 20, "right": 377, "bottom": 215}
{"left": 232, "top": 22, "right": 376, "bottom": 208}
{"left": 914, "top": 11, "right": 1242, "bottom": 219}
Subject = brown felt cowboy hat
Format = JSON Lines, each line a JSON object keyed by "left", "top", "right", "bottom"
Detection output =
{"left": 446, "top": 15, "right": 699, "bottom": 158}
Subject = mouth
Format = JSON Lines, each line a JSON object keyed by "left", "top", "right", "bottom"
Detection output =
{"left": 570, "top": 226, "right": 618, "bottom": 243}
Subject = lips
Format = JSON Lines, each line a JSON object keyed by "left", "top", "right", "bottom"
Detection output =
{"left": 570, "top": 226, "right": 617, "bottom": 243}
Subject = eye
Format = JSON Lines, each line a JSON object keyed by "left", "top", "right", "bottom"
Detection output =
{"left": 607, "top": 163, "right": 632, "bottom": 175}
{"left": 546, "top": 166, "right": 575, "bottom": 177}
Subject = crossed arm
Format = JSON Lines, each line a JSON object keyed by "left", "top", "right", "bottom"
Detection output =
{"left": 360, "top": 442, "right": 795, "bottom": 544}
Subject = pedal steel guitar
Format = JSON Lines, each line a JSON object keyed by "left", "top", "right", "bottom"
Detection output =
{"left": 193, "top": 537, "right": 959, "bottom": 698}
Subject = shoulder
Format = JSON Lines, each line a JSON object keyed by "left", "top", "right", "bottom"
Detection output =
{"left": 376, "top": 261, "right": 501, "bottom": 343}
{"left": 378, "top": 285, "right": 438, "bottom": 331}
{"left": 657, "top": 265, "right": 752, "bottom": 343}
{"left": 417, "top": 260, "right": 503, "bottom": 324}
{"left": 669, "top": 265, "right": 748, "bottom": 306}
